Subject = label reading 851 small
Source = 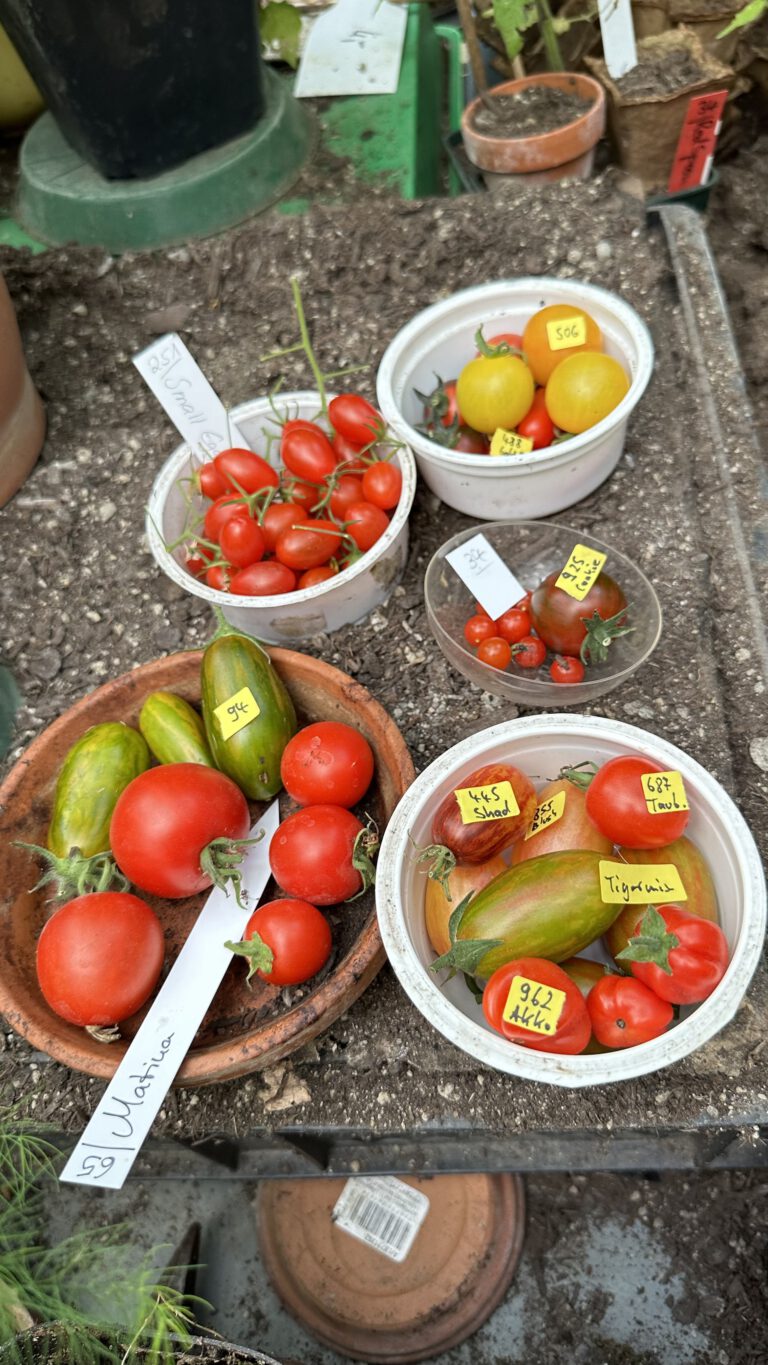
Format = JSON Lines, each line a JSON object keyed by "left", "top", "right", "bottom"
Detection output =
{"left": 214, "top": 686, "right": 261, "bottom": 740}
{"left": 555, "top": 544, "right": 607, "bottom": 601}
{"left": 502, "top": 976, "right": 566, "bottom": 1035}
{"left": 546, "top": 315, "right": 587, "bottom": 351}
{"left": 455, "top": 780, "right": 520, "bottom": 825}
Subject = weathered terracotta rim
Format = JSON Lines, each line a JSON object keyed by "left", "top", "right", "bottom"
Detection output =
{"left": 461, "top": 72, "right": 606, "bottom": 174}
{"left": 0, "top": 648, "right": 414, "bottom": 1086}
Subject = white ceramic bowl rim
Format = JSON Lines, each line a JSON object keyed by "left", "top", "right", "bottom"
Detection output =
{"left": 376, "top": 713, "right": 767, "bottom": 1087}
{"left": 376, "top": 278, "right": 654, "bottom": 471}
{"left": 146, "top": 391, "right": 417, "bottom": 611}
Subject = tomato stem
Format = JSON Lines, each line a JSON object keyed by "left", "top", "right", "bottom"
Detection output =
{"left": 290, "top": 276, "right": 328, "bottom": 417}
{"left": 616, "top": 905, "right": 680, "bottom": 973}
{"left": 558, "top": 761, "right": 599, "bottom": 791}
{"left": 579, "top": 606, "right": 634, "bottom": 665}
{"left": 347, "top": 817, "right": 379, "bottom": 899}
{"left": 13, "top": 842, "right": 129, "bottom": 900}
{"left": 86, "top": 1023, "right": 121, "bottom": 1044}
{"left": 473, "top": 325, "right": 520, "bottom": 360}
{"left": 224, "top": 929, "right": 274, "bottom": 985}
{"left": 199, "top": 831, "right": 265, "bottom": 909}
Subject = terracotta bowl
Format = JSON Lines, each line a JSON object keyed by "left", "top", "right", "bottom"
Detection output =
{"left": 461, "top": 72, "right": 606, "bottom": 177}
{"left": 0, "top": 650, "right": 414, "bottom": 1086}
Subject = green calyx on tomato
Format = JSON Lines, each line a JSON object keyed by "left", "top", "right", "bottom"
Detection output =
{"left": 579, "top": 606, "right": 635, "bottom": 665}
{"left": 616, "top": 903, "right": 729, "bottom": 1004}
{"left": 14, "top": 841, "right": 129, "bottom": 900}
{"left": 473, "top": 327, "right": 520, "bottom": 360}
{"left": 348, "top": 818, "right": 380, "bottom": 899}
{"left": 430, "top": 890, "right": 503, "bottom": 979}
{"left": 198, "top": 830, "right": 265, "bottom": 908}
{"left": 224, "top": 927, "right": 275, "bottom": 984}
{"left": 413, "top": 842, "right": 458, "bottom": 897}
{"left": 616, "top": 904, "right": 678, "bottom": 973}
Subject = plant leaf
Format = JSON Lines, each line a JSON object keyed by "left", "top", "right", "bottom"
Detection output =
{"left": 718, "top": 0, "right": 766, "bottom": 36}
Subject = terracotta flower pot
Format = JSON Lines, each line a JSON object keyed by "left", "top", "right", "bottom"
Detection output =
{"left": 461, "top": 72, "right": 606, "bottom": 184}
{"left": 0, "top": 272, "right": 45, "bottom": 508}
{"left": 0, "top": 648, "right": 414, "bottom": 1085}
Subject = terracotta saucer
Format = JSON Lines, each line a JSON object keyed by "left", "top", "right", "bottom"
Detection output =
{"left": 257, "top": 1172, "right": 526, "bottom": 1362}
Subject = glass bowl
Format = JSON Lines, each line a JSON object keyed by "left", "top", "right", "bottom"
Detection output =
{"left": 425, "top": 520, "right": 662, "bottom": 707}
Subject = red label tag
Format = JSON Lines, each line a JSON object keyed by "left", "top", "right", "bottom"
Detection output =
{"left": 667, "top": 91, "right": 728, "bottom": 194}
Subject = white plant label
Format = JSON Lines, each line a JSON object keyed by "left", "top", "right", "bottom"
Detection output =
{"left": 294, "top": 0, "right": 407, "bottom": 97}
{"left": 133, "top": 332, "right": 248, "bottom": 457}
{"left": 445, "top": 532, "right": 526, "bottom": 621}
{"left": 60, "top": 801, "right": 279, "bottom": 1191}
{"left": 332, "top": 1177, "right": 429, "bottom": 1263}
{"left": 597, "top": 0, "right": 637, "bottom": 79}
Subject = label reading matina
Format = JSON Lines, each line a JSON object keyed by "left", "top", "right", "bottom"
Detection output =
{"left": 455, "top": 780, "right": 520, "bottom": 825}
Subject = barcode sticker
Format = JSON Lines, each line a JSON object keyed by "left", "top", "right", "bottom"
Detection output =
{"left": 332, "top": 1176, "right": 429, "bottom": 1263}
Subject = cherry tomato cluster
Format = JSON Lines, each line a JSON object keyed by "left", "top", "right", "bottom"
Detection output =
{"left": 463, "top": 594, "right": 585, "bottom": 686}
{"left": 416, "top": 304, "right": 629, "bottom": 455}
{"left": 184, "top": 395, "right": 403, "bottom": 598}
{"left": 423, "top": 751, "right": 730, "bottom": 1056}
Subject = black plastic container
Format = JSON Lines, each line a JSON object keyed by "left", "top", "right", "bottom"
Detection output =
{"left": 0, "top": 0, "right": 264, "bottom": 180}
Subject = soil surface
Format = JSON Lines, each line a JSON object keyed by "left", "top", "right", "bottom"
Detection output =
{"left": 611, "top": 42, "right": 713, "bottom": 100}
{"left": 471, "top": 86, "right": 590, "bottom": 137}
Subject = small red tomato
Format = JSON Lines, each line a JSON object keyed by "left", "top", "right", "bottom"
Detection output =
{"left": 229, "top": 561, "right": 297, "bottom": 596}
{"left": 483, "top": 958, "right": 591, "bottom": 1055}
{"left": 345, "top": 501, "right": 390, "bottom": 553}
{"left": 286, "top": 480, "right": 321, "bottom": 512}
{"left": 419, "top": 377, "right": 462, "bottom": 429}
{"left": 618, "top": 904, "right": 729, "bottom": 1005}
{"left": 362, "top": 460, "right": 402, "bottom": 510}
{"left": 550, "top": 655, "right": 586, "bottom": 684}
{"left": 474, "top": 601, "right": 491, "bottom": 617}
{"left": 282, "top": 426, "right": 337, "bottom": 484}
{"left": 214, "top": 448, "right": 280, "bottom": 497}
{"left": 329, "top": 393, "right": 384, "bottom": 445}
{"left": 205, "top": 564, "right": 231, "bottom": 591}
{"left": 298, "top": 565, "right": 338, "bottom": 589}
{"left": 262, "top": 501, "right": 304, "bottom": 552}
{"left": 477, "top": 637, "right": 512, "bottom": 670}
{"left": 482, "top": 331, "right": 524, "bottom": 353}
{"left": 464, "top": 614, "right": 498, "bottom": 647}
{"left": 452, "top": 425, "right": 490, "bottom": 454}
{"left": 276, "top": 518, "right": 341, "bottom": 571}
{"left": 495, "top": 607, "right": 531, "bottom": 645}
{"left": 332, "top": 430, "right": 367, "bottom": 470}
{"left": 270, "top": 805, "right": 372, "bottom": 905}
{"left": 281, "top": 720, "right": 374, "bottom": 808}
{"left": 511, "top": 635, "right": 547, "bottom": 669}
{"left": 587, "top": 975, "right": 673, "bottom": 1048}
{"left": 219, "top": 515, "right": 265, "bottom": 569}
{"left": 204, "top": 494, "right": 250, "bottom": 543}
{"left": 227, "top": 898, "right": 332, "bottom": 987}
{"left": 516, "top": 388, "right": 555, "bottom": 449}
{"left": 329, "top": 474, "right": 365, "bottom": 520}
{"left": 515, "top": 592, "right": 533, "bottom": 610}
{"left": 196, "top": 460, "right": 226, "bottom": 500}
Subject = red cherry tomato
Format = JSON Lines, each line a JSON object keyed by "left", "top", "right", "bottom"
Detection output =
{"left": 218, "top": 515, "right": 265, "bottom": 569}
{"left": 585, "top": 755, "right": 690, "bottom": 849}
{"left": 229, "top": 561, "right": 297, "bottom": 596}
{"left": 281, "top": 720, "right": 375, "bottom": 808}
{"left": 328, "top": 394, "right": 384, "bottom": 445}
{"left": 618, "top": 904, "right": 729, "bottom": 1005}
{"left": 511, "top": 635, "right": 547, "bottom": 669}
{"left": 204, "top": 495, "right": 250, "bottom": 543}
{"left": 229, "top": 898, "right": 332, "bottom": 986}
{"left": 420, "top": 378, "right": 463, "bottom": 429}
{"left": 362, "top": 460, "right": 402, "bottom": 511}
{"left": 345, "top": 501, "right": 390, "bottom": 552}
{"left": 214, "top": 448, "right": 279, "bottom": 497}
{"left": 196, "top": 461, "right": 226, "bottom": 500}
{"left": 298, "top": 565, "right": 338, "bottom": 589}
{"left": 262, "top": 500, "right": 304, "bottom": 552}
{"left": 517, "top": 388, "right": 556, "bottom": 449}
{"left": 483, "top": 958, "right": 591, "bottom": 1055}
{"left": 587, "top": 975, "right": 673, "bottom": 1048}
{"left": 451, "top": 426, "right": 490, "bottom": 454}
{"left": 515, "top": 592, "right": 533, "bottom": 610}
{"left": 285, "top": 479, "right": 321, "bottom": 511}
{"left": 482, "top": 331, "right": 524, "bottom": 353}
{"left": 495, "top": 607, "right": 531, "bottom": 645}
{"left": 111, "top": 764, "right": 251, "bottom": 899}
{"left": 464, "top": 614, "right": 498, "bottom": 646}
{"left": 276, "top": 518, "right": 341, "bottom": 570}
{"left": 205, "top": 564, "right": 231, "bottom": 591}
{"left": 36, "top": 892, "right": 164, "bottom": 1027}
{"left": 477, "top": 637, "right": 512, "bottom": 670}
{"left": 269, "top": 805, "right": 371, "bottom": 905}
{"left": 550, "top": 655, "right": 586, "bottom": 684}
{"left": 332, "top": 430, "right": 367, "bottom": 470}
{"left": 282, "top": 426, "right": 336, "bottom": 483}
{"left": 329, "top": 474, "right": 365, "bottom": 520}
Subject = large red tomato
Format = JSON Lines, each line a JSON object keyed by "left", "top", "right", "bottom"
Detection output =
{"left": 269, "top": 805, "right": 374, "bottom": 905}
{"left": 36, "top": 892, "right": 164, "bottom": 1026}
{"left": 280, "top": 721, "right": 374, "bottom": 809}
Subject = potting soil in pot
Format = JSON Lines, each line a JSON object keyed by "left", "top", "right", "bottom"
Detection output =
{"left": 611, "top": 43, "right": 712, "bottom": 99}
{"left": 471, "top": 86, "right": 591, "bottom": 137}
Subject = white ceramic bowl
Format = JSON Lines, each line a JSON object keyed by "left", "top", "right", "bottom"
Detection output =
{"left": 146, "top": 392, "right": 417, "bottom": 644}
{"left": 376, "top": 715, "right": 766, "bottom": 1087}
{"left": 376, "top": 279, "right": 654, "bottom": 520}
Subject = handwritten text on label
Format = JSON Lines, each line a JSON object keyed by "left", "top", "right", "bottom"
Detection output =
{"left": 555, "top": 544, "right": 607, "bottom": 601}
{"left": 546, "top": 316, "right": 588, "bottom": 351}
{"left": 455, "top": 781, "right": 520, "bottom": 825}
{"left": 490, "top": 428, "right": 535, "bottom": 456}
{"left": 525, "top": 789, "right": 566, "bottom": 840}
{"left": 641, "top": 770, "right": 689, "bottom": 815}
{"left": 214, "top": 687, "right": 261, "bottom": 740}
{"left": 503, "top": 976, "right": 567, "bottom": 1035}
{"left": 132, "top": 333, "right": 248, "bottom": 457}
{"left": 445, "top": 532, "right": 526, "bottom": 622}
{"left": 599, "top": 860, "right": 688, "bottom": 905}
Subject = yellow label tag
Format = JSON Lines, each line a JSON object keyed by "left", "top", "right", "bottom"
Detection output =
{"left": 599, "top": 860, "right": 688, "bottom": 905}
{"left": 555, "top": 544, "right": 607, "bottom": 601}
{"left": 213, "top": 686, "right": 261, "bottom": 740}
{"left": 454, "top": 780, "right": 520, "bottom": 825}
{"left": 502, "top": 975, "right": 567, "bottom": 1035}
{"left": 641, "top": 770, "right": 690, "bottom": 815}
{"left": 490, "top": 428, "right": 535, "bottom": 457}
{"left": 546, "top": 315, "right": 587, "bottom": 351}
{"left": 524, "top": 789, "right": 566, "bottom": 840}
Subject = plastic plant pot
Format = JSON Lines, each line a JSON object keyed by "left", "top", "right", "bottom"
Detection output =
{"left": 425, "top": 520, "right": 662, "bottom": 707}
{"left": 461, "top": 72, "right": 606, "bottom": 184}
{"left": 375, "top": 714, "right": 766, "bottom": 1088}
{"left": 376, "top": 279, "right": 653, "bottom": 520}
{"left": 146, "top": 392, "right": 417, "bottom": 644}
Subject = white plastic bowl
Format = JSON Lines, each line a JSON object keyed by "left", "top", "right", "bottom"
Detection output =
{"left": 147, "top": 392, "right": 417, "bottom": 644}
{"left": 376, "top": 715, "right": 766, "bottom": 1087}
{"left": 376, "top": 279, "right": 654, "bottom": 520}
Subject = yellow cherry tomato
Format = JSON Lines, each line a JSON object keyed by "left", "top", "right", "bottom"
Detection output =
{"left": 545, "top": 353, "right": 630, "bottom": 435}
{"left": 456, "top": 353, "right": 535, "bottom": 435}
{"left": 523, "top": 304, "right": 602, "bottom": 386}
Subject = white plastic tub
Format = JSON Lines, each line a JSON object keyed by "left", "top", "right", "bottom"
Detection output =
{"left": 376, "top": 279, "right": 654, "bottom": 520}
{"left": 376, "top": 715, "right": 766, "bottom": 1087}
{"left": 147, "top": 392, "right": 417, "bottom": 644}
